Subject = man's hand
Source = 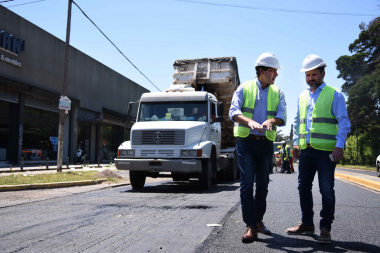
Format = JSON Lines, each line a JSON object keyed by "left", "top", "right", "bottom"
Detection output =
{"left": 332, "top": 147, "right": 344, "bottom": 162}
{"left": 293, "top": 145, "right": 300, "bottom": 159}
{"left": 248, "top": 120, "right": 263, "bottom": 133}
{"left": 262, "top": 119, "right": 275, "bottom": 132}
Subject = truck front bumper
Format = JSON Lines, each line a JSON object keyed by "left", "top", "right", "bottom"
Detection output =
{"left": 114, "top": 158, "right": 202, "bottom": 173}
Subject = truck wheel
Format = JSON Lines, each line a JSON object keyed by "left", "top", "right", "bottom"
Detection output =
{"left": 377, "top": 164, "right": 380, "bottom": 177}
{"left": 130, "top": 171, "right": 146, "bottom": 189}
{"left": 199, "top": 159, "right": 212, "bottom": 189}
{"left": 227, "top": 157, "right": 238, "bottom": 181}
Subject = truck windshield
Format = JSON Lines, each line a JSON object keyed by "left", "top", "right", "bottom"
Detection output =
{"left": 138, "top": 101, "right": 208, "bottom": 122}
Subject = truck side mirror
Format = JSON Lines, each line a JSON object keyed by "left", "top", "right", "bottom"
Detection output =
{"left": 217, "top": 102, "right": 224, "bottom": 117}
{"left": 127, "top": 101, "right": 138, "bottom": 123}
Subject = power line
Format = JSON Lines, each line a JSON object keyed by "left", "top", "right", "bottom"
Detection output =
{"left": 0, "top": 0, "right": 15, "bottom": 3}
{"left": 72, "top": 1, "right": 160, "bottom": 92}
{"left": 5, "top": 0, "right": 45, "bottom": 8}
{"left": 175, "top": 0, "right": 378, "bottom": 17}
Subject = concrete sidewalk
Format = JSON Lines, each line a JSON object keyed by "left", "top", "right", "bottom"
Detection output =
{"left": 335, "top": 168, "right": 380, "bottom": 192}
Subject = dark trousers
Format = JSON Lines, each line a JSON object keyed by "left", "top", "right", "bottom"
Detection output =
{"left": 236, "top": 137, "right": 273, "bottom": 226}
{"left": 283, "top": 160, "right": 291, "bottom": 173}
{"left": 298, "top": 148, "right": 336, "bottom": 231}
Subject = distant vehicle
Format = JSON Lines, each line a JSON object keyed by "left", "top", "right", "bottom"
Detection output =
{"left": 377, "top": 155, "right": 380, "bottom": 177}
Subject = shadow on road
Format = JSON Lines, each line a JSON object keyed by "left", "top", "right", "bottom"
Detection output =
{"left": 253, "top": 233, "right": 380, "bottom": 253}
{"left": 121, "top": 180, "right": 240, "bottom": 194}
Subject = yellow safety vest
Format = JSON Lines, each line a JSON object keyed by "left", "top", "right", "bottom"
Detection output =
{"left": 233, "top": 80, "right": 279, "bottom": 141}
{"left": 299, "top": 85, "right": 338, "bottom": 151}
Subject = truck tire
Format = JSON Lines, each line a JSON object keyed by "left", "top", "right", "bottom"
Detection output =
{"left": 227, "top": 157, "right": 238, "bottom": 181}
{"left": 377, "top": 163, "right": 380, "bottom": 177}
{"left": 130, "top": 171, "right": 146, "bottom": 189}
{"left": 199, "top": 159, "right": 212, "bottom": 189}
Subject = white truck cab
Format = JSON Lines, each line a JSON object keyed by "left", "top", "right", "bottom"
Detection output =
{"left": 115, "top": 57, "right": 240, "bottom": 189}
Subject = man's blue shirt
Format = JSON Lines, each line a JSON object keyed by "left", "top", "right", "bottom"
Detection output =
{"left": 229, "top": 79, "right": 287, "bottom": 136}
{"left": 293, "top": 83, "right": 351, "bottom": 149}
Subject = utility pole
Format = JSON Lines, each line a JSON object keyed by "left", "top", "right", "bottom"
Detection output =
{"left": 57, "top": 0, "right": 73, "bottom": 172}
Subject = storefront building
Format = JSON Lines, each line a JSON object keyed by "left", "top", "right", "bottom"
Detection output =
{"left": 0, "top": 6, "right": 148, "bottom": 164}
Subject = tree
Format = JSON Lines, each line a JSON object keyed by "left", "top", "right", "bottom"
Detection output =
{"left": 336, "top": 17, "right": 380, "bottom": 94}
{"left": 336, "top": 16, "right": 380, "bottom": 165}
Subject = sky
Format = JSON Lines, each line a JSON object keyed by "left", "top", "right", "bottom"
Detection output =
{"left": 2, "top": 0, "right": 379, "bottom": 136}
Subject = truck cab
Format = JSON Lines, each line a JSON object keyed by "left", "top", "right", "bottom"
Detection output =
{"left": 115, "top": 85, "right": 225, "bottom": 189}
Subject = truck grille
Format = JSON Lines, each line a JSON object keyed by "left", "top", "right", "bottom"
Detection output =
{"left": 132, "top": 130, "right": 185, "bottom": 145}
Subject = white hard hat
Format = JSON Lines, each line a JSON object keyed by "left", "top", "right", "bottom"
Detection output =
{"left": 255, "top": 52, "right": 282, "bottom": 69}
{"left": 300, "top": 54, "right": 326, "bottom": 72}
{"left": 281, "top": 141, "right": 286, "bottom": 144}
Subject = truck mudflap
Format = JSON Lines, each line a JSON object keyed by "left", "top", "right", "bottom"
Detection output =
{"left": 114, "top": 158, "right": 202, "bottom": 173}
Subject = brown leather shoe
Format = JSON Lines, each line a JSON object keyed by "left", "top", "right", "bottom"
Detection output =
{"left": 286, "top": 222, "right": 315, "bottom": 235}
{"left": 256, "top": 221, "right": 271, "bottom": 235}
{"left": 242, "top": 226, "right": 258, "bottom": 242}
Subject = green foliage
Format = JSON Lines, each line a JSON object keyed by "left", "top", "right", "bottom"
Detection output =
{"left": 344, "top": 133, "right": 378, "bottom": 166}
{"left": 336, "top": 17, "right": 380, "bottom": 165}
{"left": 336, "top": 18, "right": 380, "bottom": 94}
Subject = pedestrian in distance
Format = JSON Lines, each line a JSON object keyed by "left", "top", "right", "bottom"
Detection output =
{"left": 280, "top": 141, "right": 292, "bottom": 174}
{"left": 229, "top": 52, "right": 287, "bottom": 242}
{"left": 286, "top": 54, "right": 351, "bottom": 244}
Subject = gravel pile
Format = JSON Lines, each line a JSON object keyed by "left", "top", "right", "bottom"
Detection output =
{"left": 94, "top": 169, "right": 123, "bottom": 179}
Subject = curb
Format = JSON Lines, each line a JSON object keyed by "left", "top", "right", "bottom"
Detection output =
{"left": 335, "top": 172, "right": 380, "bottom": 192}
{"left": 0, "top": 179, "right": 106, "bottom": 192}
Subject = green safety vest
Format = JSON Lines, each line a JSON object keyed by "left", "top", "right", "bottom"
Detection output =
{"left": 284, "top": 145, "right": 292, "bottom": 159}
{"left": 299, "top": 85, "right": 338, "bottom": 151}
{"left": 233, "top": 80, "right": 279, "bottom": 141}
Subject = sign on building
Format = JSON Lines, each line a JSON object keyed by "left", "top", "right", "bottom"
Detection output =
{"left": 59, "top": 96, "right": 71, "bottom": 110}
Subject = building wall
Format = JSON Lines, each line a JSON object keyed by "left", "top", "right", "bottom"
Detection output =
{"left": 0, "top": 6, "right": 149, "bottom": 115}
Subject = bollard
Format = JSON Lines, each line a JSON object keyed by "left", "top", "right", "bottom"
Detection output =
{"left": 10, "top": 164, "right": 13, "bottom": 172}
{"left": 46, "top": 157, "right": 49, "bottom": 170}
{"left": 98, "top": 157, "right": 100, "bottom": 167}
{"left": 21, "top": 157, "right": 24, "bottom": 171}
{"left": 83, "top": 156, "right": 86, "bottom": 166}
{"left": 67, "top": 157, "right": 69, "bottom": 168}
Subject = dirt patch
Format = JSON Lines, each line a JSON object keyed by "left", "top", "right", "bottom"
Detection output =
{"left": 94, "top": 169, "right": 123, "bottom": 179}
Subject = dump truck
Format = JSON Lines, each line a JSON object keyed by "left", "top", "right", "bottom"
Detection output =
{"left": 114, "top": 57, "right": 240, "bottom": 189}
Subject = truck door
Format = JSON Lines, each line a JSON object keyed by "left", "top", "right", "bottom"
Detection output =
{"left": 209, "top": 101, "right": 221, "bottom": 157}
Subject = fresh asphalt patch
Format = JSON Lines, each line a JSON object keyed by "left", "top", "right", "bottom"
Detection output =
{"left": 1, "top": 179, "right": 241, "bottom": 253}
{"left": 203, "top": 172, "right": 380, "bottom": 253}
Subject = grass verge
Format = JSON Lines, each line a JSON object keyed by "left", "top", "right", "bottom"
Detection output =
{"left": 0, "top": 171, "right": 104, "bottom": 185}
{"left": 336, "top": 165, "right": 377, "bottom": 172}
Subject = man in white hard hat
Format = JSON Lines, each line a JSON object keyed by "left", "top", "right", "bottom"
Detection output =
{"left": 286, "top": 54, "right": 350, "bottom": 244}
{"left": 229, "top": 52, "right": 287, "bottom": 242}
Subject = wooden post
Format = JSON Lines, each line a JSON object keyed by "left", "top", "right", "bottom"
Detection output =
{"left": 20, "top": 157, "right": 24, "bottom": 171}
{"left": 57, "top": 0, "right": 73, "bottom": 173}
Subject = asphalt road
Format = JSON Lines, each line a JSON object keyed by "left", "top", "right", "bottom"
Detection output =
{"left": 1, "top": 179, "right": 240, "bottom": 253}
{"left": 336, "top": 167, "right": 379, "bottom": 177}
{"left": 202, "top": 169, "right": 380, "bottom": 253}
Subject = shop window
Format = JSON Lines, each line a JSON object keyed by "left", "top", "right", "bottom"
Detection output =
{"left": 0, "top": 100, "right": 10, "bottom": 160}
{"left": 77, "top": 124, "right": 91, "bottom": 160}
{"left": 22, "top": 106, "right": 59, "bottom": 160}
{"left": 103, "top": 126, "right": 124, "bottom": 160}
